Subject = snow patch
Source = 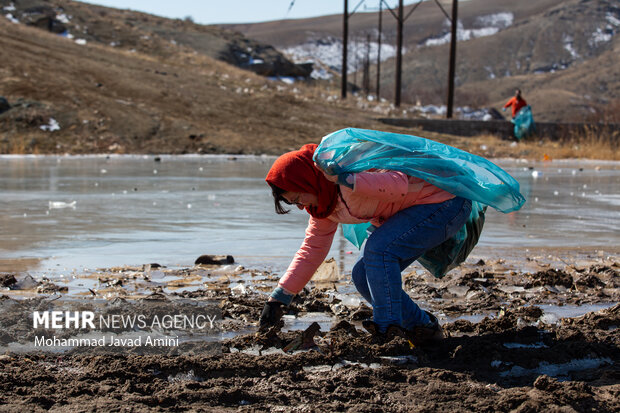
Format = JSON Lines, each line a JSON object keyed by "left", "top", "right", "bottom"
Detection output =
{"left": 606, "top": 12, "right": 620, "bottom": 27}
{"left": 589, "top": 28, "right": 613, "bottom": 47}
{"left": 563, "top": 35, "right": 579, "bottom": 59}
{"left": 267, "top": 76, "right": 297, "bottom": 85}
{"left": 56, "top": 13, "right": 70, "bottom": 24}
{"left": 484, "top": 66, "right": 496, "bottom": 79}
{"left": 422, "top": 13, "right": 513, "bottom": 47}
{"left": 4, "top": 13, "right": 19, "bottom": 23}
{"left": 410, "top": 105, "right": 501, "bottom": 121}
{"left": 533, "top": 62, "right": 570, "bottom": 74}
{"left": 282, "top": 35, "right": 398, "bottom": 76}
{"left": 476, "top": 12, "right": 514, "bottom": 29}
{"left": 40, "top": 118, "right": 60, "bottom": 132}
{"left": 414, "top": 104, "right": 447, "bottom": 116}
{"left": 75, "top": 38, "right": 87, "bottom": 45}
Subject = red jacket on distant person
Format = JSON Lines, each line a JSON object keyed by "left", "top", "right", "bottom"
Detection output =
{"left": 503, "top": 96, "right": 527, "bottom": 117}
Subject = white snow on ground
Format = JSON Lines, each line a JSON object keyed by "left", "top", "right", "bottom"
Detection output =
{"left": 282, "top": 36, "right": 398, "bottom": 78}
{"left": 563, "top": 35, "right": 579, "bottom": 58}
{"left": 40, "top": 118, "right": 60, "bottom": 132}
{"left": 4, "top": 13, "right": 18, "bottom": 23}
{"left": 3, "top": 3, "right": 15, "bottom": 11}
{"left": 409, "top": 104, "right": 500, "bottom": 121}
{"left": 414, "top": 104, "right": 447, "bottom": 116}
{"left": 476, "top": 12, "right": 514, "bottom": 28}
{"left": 422, "top": 12, "right": 513, "bottom": 47}
{"left": 606, "top": 12, "right": 620, "bottom": 27}
{"left": 484, "top": 66, "right": 496, "bottom": 79}
{"left": 533, "top": 62, "right": 570, "bottom": 74}
{"left": 589, "top": 27, "right": 612, "bottom": 47}
{"left": 75, "top": 38, "right": 87, "bottom": 45}
{"left": 56, "top": 13, "right": 70, "bottom": 23}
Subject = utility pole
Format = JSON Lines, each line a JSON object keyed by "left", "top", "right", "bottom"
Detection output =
{"left": 363, "top": 34, "right": 371, "bottom": 95}
{"left": 376, "top": 0, "right": 382, "bottom": 98}
{"left": 341, "top": 0, "right": 368, "bottom": 99}
{"left": 382, "top": 0, "right": 422, "bottom": 107}
{"left": 446, "top": 0, "right": 458, "bottom": 118}
{"left": 341, "top": 0, "right": 348, "bottom": 99}
{"left": 395, "top": 0, "right": 403, "bottom": 107}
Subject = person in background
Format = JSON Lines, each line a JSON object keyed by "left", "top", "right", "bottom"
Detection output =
{"left": 258, "top": 143, "right": 473, "bottom": 344}
{"left": 503, "top": 89, "right": 528, "bottom": 118}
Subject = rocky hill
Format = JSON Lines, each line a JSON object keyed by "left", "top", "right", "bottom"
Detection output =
{"left": 0, "top": 0, "right": 312, "bottom": 78}
{"left": 226, "top": 0, "right": 620, "bottom": 122}
{"left": 0, "top": 0, "right": 398, "bottom": 154}
{"left": 1, "top": 0, "right": 617, "bottom": 156}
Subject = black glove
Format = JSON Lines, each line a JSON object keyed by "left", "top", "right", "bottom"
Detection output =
{"left": 258, "top": 301, "right": 284, "bottom": 332}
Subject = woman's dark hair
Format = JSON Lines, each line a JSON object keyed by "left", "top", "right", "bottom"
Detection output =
{"left": 268, "top": 182, "right": 291, "bottom": 214}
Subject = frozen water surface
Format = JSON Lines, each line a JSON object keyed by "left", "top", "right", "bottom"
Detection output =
{"left": 1, "top": 156, "right": 618, "bottom": 278}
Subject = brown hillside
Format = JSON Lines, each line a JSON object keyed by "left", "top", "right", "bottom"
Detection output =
{"left": 0, "top": 16, "right": 392, "bottom": 154}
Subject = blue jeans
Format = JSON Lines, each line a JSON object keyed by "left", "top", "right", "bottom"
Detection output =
{"left": 351, "top": 197, "right": 472, "bottom": 331}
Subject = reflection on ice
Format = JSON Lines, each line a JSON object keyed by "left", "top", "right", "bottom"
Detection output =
{"left": 538, "top": 302, "right": 616, "bottom": 324}
{"left": 48, "top": 201, "right": 76, "bottom": 209}
{"left": 0, "top": 156, "right": 618, "bottom": 277}
{"left": 499, "top": 357, "right": 613, "bottom": 379}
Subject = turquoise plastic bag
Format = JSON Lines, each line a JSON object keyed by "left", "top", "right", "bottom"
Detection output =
{"left": 314, "top": 128, "right": 525, "bottom": 212}
{"left": 513, "top": 105, "right": 536, "bottom": 140}
{"left": 342, "top": 221, "right": 372, "bottom": 249}
{"left": 313, "top": 128, "right": 526, "bottom": 277}
{"left": 417, "top": 201, "right": 486, "bottom": 277}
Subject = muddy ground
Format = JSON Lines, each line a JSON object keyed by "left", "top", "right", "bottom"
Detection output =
{"left": 0, "top": 252, "right": 618, "bottom": 412}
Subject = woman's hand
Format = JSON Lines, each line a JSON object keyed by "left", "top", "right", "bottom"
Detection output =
{"left": 258, "top": 301, "right": 284, "bottom": 332}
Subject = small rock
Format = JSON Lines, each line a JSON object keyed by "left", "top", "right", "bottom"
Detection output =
{"left": 0, "top": 97, "right": 10, "bottom": 115}
{"left": 195, "top": 255, "right": 234, "bottom": 265}
{"left": 534, "top": 375, "right": 561, "bottom": 391}
{"left": 37, "top": 282, "right": 68, "bottom": 294}
{"left": 0, "top": 273, "right": 17, "bottom": 288}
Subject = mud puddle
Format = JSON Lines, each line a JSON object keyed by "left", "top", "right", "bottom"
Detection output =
{"left": 0, "top": 251, "right": 618, "bottom": 411}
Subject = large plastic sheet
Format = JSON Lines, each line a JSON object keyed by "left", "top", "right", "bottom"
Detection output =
{"left": 313, "top": 128, "right": 525, "bottom": 277}
{"left": 314, "top": 128, "right": 525, "bottom": 212}
{"left": 513, "top": 105, "right": 536, "bottom": 140}
{"left": 417, "top": 201, "right": 486, "bottom": 277}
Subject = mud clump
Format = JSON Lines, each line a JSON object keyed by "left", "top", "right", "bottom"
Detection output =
{"left": 575, "top": 273, "right": 605, "bottom": 288}
{"left": 0, "top": 273, "right": 17, "bottom": 288}
{"left": 525, "top": 269, "right": 574, "bottom": 288}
